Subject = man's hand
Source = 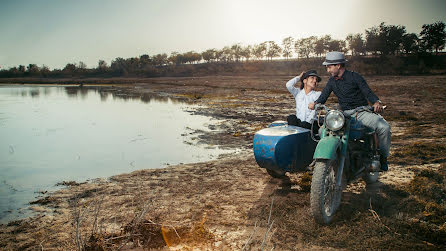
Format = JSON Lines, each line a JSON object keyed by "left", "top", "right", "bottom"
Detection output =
{"left": 298, "top": 71, "right": 305, "bottom": 80}
{"left": 373, "top": 101, "right": 383, "bottom": 113}
{"left": 308, "top": 102, "right": 315, "bottom": 110}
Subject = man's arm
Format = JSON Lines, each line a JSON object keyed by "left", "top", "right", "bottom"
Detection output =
{"left": 309, "top": 81, "right": 333, "bottom": 110}
{"left": 354, "top": 73, "right": 383, "bottom": 113}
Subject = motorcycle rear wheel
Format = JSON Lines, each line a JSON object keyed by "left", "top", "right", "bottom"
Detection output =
{"left": 310, "top": 159, "right": 344, "bottom": 224}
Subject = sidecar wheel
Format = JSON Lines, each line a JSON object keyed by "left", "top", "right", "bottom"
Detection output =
{"left": 310, "top": 159, "right": 344, "bottom": 224}
{"left": 363, "top": 171, "right": 379, "bottom": 184}
{"left": 266, "top": 168, "right": 286, "bottom": 179}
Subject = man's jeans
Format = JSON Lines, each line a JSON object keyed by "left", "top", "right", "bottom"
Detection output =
{"left": 346, "top": 109, "right": 391, "bottom": 158}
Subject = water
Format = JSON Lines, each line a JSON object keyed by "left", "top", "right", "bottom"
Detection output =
{"left": 0, "top": 85, "right": 236, "bottom": 223}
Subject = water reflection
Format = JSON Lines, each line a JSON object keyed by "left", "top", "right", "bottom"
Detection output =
{"left": 0, "top": 85, "right": 235, "bottom": 224}
{"left": 3, "top": 85, "right": 186, "bottom": 105}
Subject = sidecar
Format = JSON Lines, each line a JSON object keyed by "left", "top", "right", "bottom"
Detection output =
{"left": 253, "top": 121, "right": 317, "bottom": 177}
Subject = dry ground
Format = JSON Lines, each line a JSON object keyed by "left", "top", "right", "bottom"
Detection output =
{"left": 1, "top": 75, "right": 445, "bottom": 250}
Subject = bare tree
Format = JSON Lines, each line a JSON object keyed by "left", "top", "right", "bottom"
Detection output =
{"left": 282, "top": 36, "right": 294, "bottom": 60}
{"left": 231, "top": 43, "right": 243, "bottom": 62}
{"left": 97, "top": 60, "right": 108, "bottom": 71}
{"left": 252, "top": 43, "right": 267, "bottom": 60}
{"left": 240, "top": 45, "right": 252, "bottom": 62}
{"left": 265, "top": 41, "right": 282, "bottom": 61}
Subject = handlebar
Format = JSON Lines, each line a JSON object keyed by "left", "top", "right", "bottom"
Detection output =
{"left": 315, "top": 104, "right": 377, "bottom": 118}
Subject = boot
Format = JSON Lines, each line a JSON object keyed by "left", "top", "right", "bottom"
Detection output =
{"left": 380, "top": 155, "right": 388, "bottom": 172}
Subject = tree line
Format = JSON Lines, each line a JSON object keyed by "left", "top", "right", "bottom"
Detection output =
{"left": 1, "top": 21, "right": 445, "bottom": 78}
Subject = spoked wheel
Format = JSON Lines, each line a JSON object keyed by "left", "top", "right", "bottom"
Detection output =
{"left": 266, "top": 168, "right": 286, "bottom": 179}
{"left": 310, "top": 159, "right": 344, "bottom": 224}
{"left": 363, "top": 171, "right": 379, "bottom": 184}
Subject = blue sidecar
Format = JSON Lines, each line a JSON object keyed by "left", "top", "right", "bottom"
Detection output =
{"left": 253, "top": 121, "right": 317, "bottom": 177}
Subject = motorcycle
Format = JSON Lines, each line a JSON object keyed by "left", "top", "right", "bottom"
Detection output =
{"left": 253, "top": 105, "right": 382, "bottom": 224}
{"left": 310, "top": 104, "right": 381, "bottom": 224}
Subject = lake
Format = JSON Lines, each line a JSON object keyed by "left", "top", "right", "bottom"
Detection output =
{"left": 0, "top": 85, "right": 236, "bottom": 223}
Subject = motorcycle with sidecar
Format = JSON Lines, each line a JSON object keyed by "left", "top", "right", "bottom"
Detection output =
{"left": 253, "top": 105, "right": 381, "bottom": 224}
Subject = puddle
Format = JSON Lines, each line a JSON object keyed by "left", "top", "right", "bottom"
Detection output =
{"left": 0, "top": 86, "right": 237, "bottom": 223}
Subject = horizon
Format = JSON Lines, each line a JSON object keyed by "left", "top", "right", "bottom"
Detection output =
{"left": 1, "top": 0, "right": 445, "bottom": 69}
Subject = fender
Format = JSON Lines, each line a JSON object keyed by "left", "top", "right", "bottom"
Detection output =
{"left": 313, "top": 135, "right": 341, "bottom": 160}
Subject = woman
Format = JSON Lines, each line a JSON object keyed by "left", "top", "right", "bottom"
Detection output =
{"left": 286, "top": 70, "right": 321, "bottom": 132}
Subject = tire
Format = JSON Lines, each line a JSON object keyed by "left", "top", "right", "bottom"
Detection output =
{"left": 266, "top": 168, "right": 286, "bottom": 179}
{"left": 363, "top": 171, "right": 379, "bottom": 184}
{"left": 310, "top": 159, "right": 344, "bottom": 224}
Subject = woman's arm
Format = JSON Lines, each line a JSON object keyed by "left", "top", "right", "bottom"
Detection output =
{"left": 286, "top": 71, "right": 305, "bottom": 96}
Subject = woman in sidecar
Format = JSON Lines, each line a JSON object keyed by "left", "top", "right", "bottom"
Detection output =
{"left": 286, "top": 70, "right": 322, "bottom": 134}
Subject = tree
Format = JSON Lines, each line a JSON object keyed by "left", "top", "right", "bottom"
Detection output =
{"left": 110, "top": 57, "right": 128, "bottom": 75}
{"left": 63, "top": 63, "right": 77, "bottom": 75}
{"left": 365, "top": 26, "right": 381, "bottom": 55}
{"left": 190, "top": 51, "right": 202, "bottom": 64}
{"left": 152, "top": 53, "right": 168, "bottom": 65}
{"left": 27, "top": 64, "right": 40, "bottom": 75}
{"left": 168, "top": 52, "right": 180, "bottom": 65}
{"left": 365, "top": 23, "right": 406, "bottom": 55}
{"left": 240, "top": 45, "right": 252, "bottom": 62}
{"left": 314, "top": 36, "right": 326, "bottom": 57}
{"left": 215, "top": 49, "right": 223, "bottom": 62}
{"left": 219, "top": 46, "right": 233, "bottom": 62}
{"left": 252, "top": 43, "right": 267, "bottom": 60}
{"left": 231, "top": 44, "right": 243, "bottom": 62}
{"left": 401, "top": 33, "right": 419, "bottom": 54}
{"left": 18, "top": 65, "right": 26, "bottom": 73}
{"left": 282, "top": 37, "right": 294, "bottom": 60}
{"left": 327, "top": 39, "right": 346, "bottom": 53}
{"left": 201, "top": 49, "right": 217, "bottom": 63}
{"left": 40, "top": 65, "right": 50, "bottom": 77}
{"left": 346, "top": 33, "right": 365, "bottom": 56}
{"left": 381, "top": 23, "right": 406, "bottom": 55}
{"left": 295, "top": 36, "right": 317, "bottom": 58}
{"left": 420, "top": 21, "right": 446, "bottom": 55}
{"left": 265, "top": 41, "right": 282, "bottom": 61}
{"left": 139, "top": 54, "right": 152, "bottom": 66}
{"left": 78, "top": 61, "right": 87, "bottom": 73}
{"left": 98, "top": 60, "right": 108, "bottom": 71}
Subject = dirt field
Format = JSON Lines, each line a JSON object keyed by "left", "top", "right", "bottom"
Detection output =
{"left": 1, "top": 75, "right": 445, "bottom": 250}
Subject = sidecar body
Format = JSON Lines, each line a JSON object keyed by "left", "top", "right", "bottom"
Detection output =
{"left": 253, "top": 122, "right": 317, "bottom": 173}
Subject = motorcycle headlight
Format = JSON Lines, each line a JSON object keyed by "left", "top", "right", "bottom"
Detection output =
{"left": 325, "top": 110, "right": 345, "bottom": 131}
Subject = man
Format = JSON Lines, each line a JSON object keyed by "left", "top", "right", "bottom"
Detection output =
{"left": 308, "top": 52, "right": 391, "bottom": 171}
{"left": 286, "top": 70, "right": 321, "bottom": 133}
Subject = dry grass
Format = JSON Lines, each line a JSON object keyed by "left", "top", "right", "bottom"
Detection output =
{"left": 2, "top": 75, "right": 446, "bottom": 250}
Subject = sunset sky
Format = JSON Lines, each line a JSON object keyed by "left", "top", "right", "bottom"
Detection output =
{"left": 0, "top": 0, "right": 445, "bottom": 69}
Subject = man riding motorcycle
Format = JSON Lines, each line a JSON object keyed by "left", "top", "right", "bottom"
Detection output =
{"left": 308, "top": 52, "right": 391, "bottom": 171}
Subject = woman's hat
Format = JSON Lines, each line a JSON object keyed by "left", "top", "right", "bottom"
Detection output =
{"left": 301, "top": 70, "right": 321, "bottom": 83}
{"left": 300, "top": 70, "right": 321, "bottom": 89}
{"left": 322, "top": 51, "right": 348, "bottom": 65}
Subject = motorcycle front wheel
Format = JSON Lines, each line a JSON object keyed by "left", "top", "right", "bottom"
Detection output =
{"left": 310, "top": 159, "right": 344, "bottom": 224}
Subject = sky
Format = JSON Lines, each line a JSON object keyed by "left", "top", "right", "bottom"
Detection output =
{"left": 0, "top": 0, "right": 445, "bottom": 69}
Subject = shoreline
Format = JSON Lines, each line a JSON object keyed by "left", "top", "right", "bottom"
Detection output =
{"left": 1, "top": 75, "right": 445, "bottom": 250}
